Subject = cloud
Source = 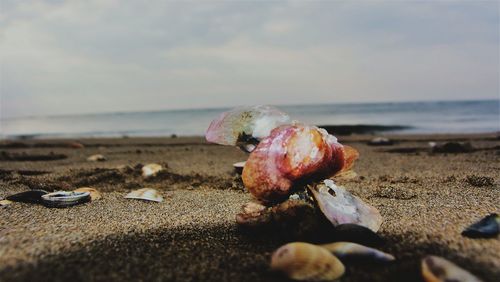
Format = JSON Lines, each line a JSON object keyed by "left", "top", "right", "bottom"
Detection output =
{"left": 0, "top": 0, "right": 498, "bottom": 118}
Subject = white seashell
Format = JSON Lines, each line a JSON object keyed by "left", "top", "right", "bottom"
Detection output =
{"left": 141, "top": 164, "right": 163, "bottom": 178}
{"left": 87, "top": 154, "right": 106, "bottom": 162}
{"left": 271, "top": 242, "right": 345, "bottom": 281}
{"left": 309, "top": 179, "right": 383, "bottom": 232}
{"left": 422, "top": 255, "right": 483, "bottom": 282}
{"left": 320, "top": 242, "right": 395, "bottom": 262}
{"left": 74, "top": 187, "right": 102, "bottom": 201}
{"left": 125, "top": 188, "right": 163, "bottom": 202}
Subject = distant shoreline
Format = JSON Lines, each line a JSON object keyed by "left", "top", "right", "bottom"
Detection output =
{"left": 318, "top": 124, "right": 412, "bottom": 135}
{"left": 2, "top": 124, "right": 413, "bottom": 140}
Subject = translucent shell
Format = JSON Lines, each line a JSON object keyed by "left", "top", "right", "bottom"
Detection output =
{"left": 271, "top": 242, "right": 345, "bottom": 281}
{"left": 242, "top": 124, "right": 358, "bottom": 202}
{"left": 310, "top": 180, "right": 382, "bottom": 232}
{"left": 205, "top": 105, "right": 290, "bottom": 152}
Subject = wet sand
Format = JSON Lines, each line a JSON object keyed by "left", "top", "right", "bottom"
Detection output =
{"left": 0, "top": 133, "right": 499, "bottom": 281}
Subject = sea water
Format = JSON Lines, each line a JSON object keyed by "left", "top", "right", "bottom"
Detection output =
{"left": 1, "top": 100, "right": 498, "bottom": 139}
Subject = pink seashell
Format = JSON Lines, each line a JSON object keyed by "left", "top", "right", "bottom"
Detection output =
{"left": 242, "top": 124, "right": 358, "bottom": 202}
{"left": 205, "top": 105, "right": 290, "bottom": 152}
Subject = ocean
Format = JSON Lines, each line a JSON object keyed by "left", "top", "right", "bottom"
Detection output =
{"left": 1, "top": 100, "right": 498, "bottom": 139}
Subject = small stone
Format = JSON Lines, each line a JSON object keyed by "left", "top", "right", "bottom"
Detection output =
{"left": 87, "top": 154, "right": 106, "bottom": 162}
{"left": 367, "top": 137, "right": 394, "bottom": 146}
{"left": 430, "top": 142, "right": 473, "bottom": 153}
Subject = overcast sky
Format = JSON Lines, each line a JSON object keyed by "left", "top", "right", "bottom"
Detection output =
{"left": 1, "top": 0, "right": 498, "bottom": 118}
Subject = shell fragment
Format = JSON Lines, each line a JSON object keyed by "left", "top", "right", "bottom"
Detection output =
{"left": 74, "top": 187, "right": 102, "bottom": 201}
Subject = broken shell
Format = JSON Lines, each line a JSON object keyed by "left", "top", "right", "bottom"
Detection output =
{"left": 41, "top": 191, "right": 91, "bottom": 208}
{"left": 6, "top": 190, "right": 48, "bottom": 204}
{"left": 242, "top": 124, "right": 359, "bottom": 202}
{"left": 233, "top": 161, "right": 246, "bottom": 174}
{"left": 0, "top": 199, "right": 13, "bottom": 206}
{"left": 236, "top": 201, "right": 272, "bottom": 228}
{"left": 206, "top": 105, "right": 291, "bottom": 152}
{"left": 320, "top": 242, "right": 395, "bottom": 262}
{"left": 87, "top": 154, "right": 106, "bottom": 162}
{"left": 271, "top": 242, "right": 345, "bottom": 281}
{"left": 421, "top": 255, "right": 483, "bottom": 282}
{"left": 125, "top": 188, "right": 163, "bottom": 202}
{"left": 331, "top": 224, "right": 385, "bottom": 247}
{"left": 74, "top": 187, "right": 102, "bottom": 201}
{"left": 141, "top": 164, "right": 163, "bottom": 178}
{"left": 462, "top": 213, "right": 499, "bottom": 238}
{"left": 237, "top": 199, "right": 321, "bottom": 240}
{"left": 309, "top": 180, "right": 382, "bottom": 232}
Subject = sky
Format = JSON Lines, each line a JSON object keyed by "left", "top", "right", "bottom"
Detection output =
{"left": 0, "top": 0, "right": 499, "bottom": 119}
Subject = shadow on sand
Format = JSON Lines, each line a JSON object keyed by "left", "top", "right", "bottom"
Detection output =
{"left": 1, "top": 224, "right": 497, "bottom": 282}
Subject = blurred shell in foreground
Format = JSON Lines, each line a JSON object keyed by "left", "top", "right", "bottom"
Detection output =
{"left": 125, "top": 188, "right": 163, "bottom": 202}
{"left": 309, "top": 180, "right": 382, "bottom": 232}
{"left": 421, "top": 256, "right": 482, "bottom": 282}
{"left": 271, "top": 242, "right": 345, "bottom": 281}
{"left": 205, "top": 105, "right": 290, "bottom": 152}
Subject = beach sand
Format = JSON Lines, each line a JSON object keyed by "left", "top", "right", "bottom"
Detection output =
{"left": 0, "top": 133, "right": 499, "bottom": 281}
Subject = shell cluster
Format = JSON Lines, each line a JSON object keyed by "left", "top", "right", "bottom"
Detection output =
{"left": 206, "top": 105, "right": 380, "bottom": 231}
{"left": 206, "top": 105, "right": 360, "bottom": 202}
